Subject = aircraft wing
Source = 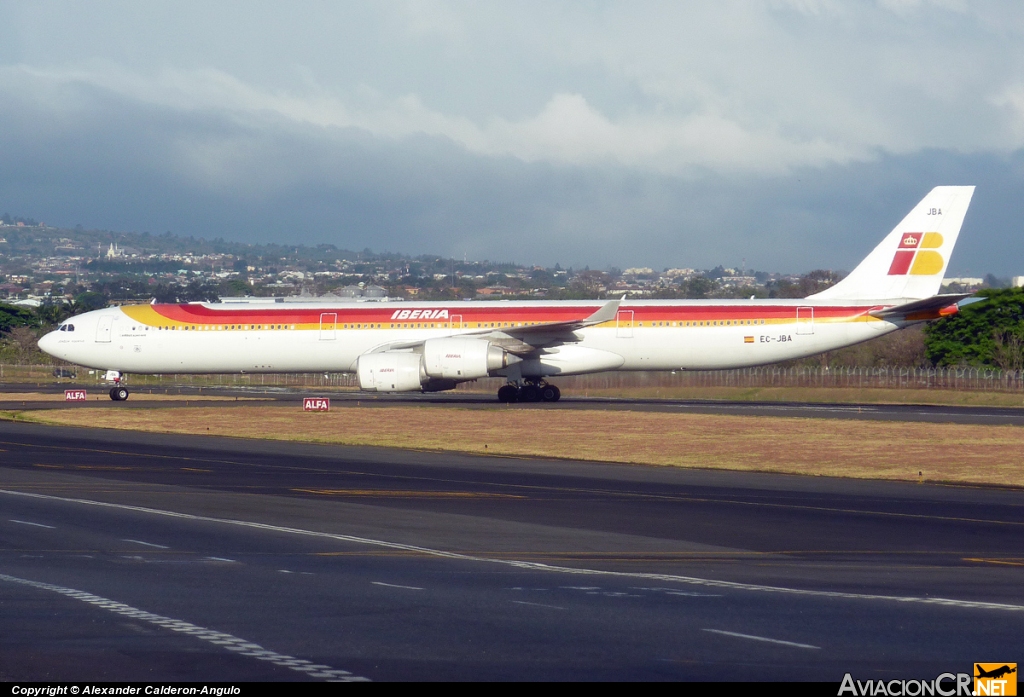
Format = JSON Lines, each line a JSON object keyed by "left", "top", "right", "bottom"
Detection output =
{"left": 868, "top": 293, "right": 973, "bottom": 320}
{"left": 365, "top": 298, "right": 622, "bottom": 356}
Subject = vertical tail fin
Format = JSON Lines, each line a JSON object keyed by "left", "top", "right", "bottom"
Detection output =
{"left": 809, "top": 186, "right": 975, "bottom": 301}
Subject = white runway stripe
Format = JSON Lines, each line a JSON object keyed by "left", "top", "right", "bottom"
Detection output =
{"left": 0, "top": 572, "right": 369, "bottom": 682}
{"left": 702, "top": 628, "right": 820, "bottom": 649}
{"left": 3, "top": 488, "right": 1024, "bottom": 614}
{"left": 123, "top": 539, "right": 170, "bottom": 549}
{"left": 371, "top": 581, "right": 424, "bottom": 590}
{"left": 9, "top": 519, "right": 55, "bottom": 528}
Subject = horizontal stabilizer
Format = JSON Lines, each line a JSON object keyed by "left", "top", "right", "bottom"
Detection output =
{"left": 868, "top": 293, "right": 972, "bottom": 320}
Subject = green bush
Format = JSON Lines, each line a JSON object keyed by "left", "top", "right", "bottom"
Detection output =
{"left": 924, "top": 288, "right": 1024, "bottom": 368}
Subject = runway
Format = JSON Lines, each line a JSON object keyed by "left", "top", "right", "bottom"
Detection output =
{"left": 1, "top": 420, "right": 1022, "bottom": 681}
{"left": 4, "top": 382, "right": 1024, "bottom": 425}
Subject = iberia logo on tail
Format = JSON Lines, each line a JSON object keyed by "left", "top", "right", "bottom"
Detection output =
{"left": 888, "top": 232, "right": 944, "bottom": 276}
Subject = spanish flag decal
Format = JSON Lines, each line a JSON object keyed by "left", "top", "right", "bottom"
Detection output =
{"left": 744, "top": 336, "right": 755, "bottom": 343}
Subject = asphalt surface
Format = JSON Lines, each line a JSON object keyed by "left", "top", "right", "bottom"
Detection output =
{"left": 4, "top": 381, "right": 1024, "bottom": 425}
{"left": 1, "top": 419, "right": 1022, "bottom": 681}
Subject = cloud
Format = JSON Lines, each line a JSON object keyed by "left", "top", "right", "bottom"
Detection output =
{"left": 4, "top": 2, "right": 1024, "bottom": 170}
{"left": 0, "top": 63, "right": 858, "bottom": 175}
{"left": 1, "top": 1, "right": 1023, "bottom": 275}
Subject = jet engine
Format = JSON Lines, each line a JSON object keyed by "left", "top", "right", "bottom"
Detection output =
{"left": 357, "top": 339, "right": 518, "bottom": 392}
{"left": 422, "top": 338, "right": 517, "bottom": 380}
{"left": 356, "top": 352, "right": 426, "bottom": 392}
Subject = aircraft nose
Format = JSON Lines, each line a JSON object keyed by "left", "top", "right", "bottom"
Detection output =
{"left": 37, "top": 330, "right": 60, "bottom": 358}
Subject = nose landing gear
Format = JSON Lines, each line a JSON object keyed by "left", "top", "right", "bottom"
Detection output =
{"left": 497, "top": 381, "right": 560, "bottom": 403}
{"left": 109, "top": 385, "right": 129, "bottom": 401}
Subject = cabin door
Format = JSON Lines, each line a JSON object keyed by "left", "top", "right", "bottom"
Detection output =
{"left": 95, "top": 316, "right": 113, "bottom": 343}
{"left": 796, "top": 306, "right": 814, "bottom": 335}
{"left": 616, "top": 309, "right": 634, "bottom": 338}
{"left": 319, "top": 313, "right": 337, "bottom": 340}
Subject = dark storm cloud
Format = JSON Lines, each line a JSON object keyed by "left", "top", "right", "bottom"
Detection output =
{"left": 2, "top": 2, "right": 1024, "bottom": 275}
{"left": 1, "top": 80, "right": 1020, "bottom": 276}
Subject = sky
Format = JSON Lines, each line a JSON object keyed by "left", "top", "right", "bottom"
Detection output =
{"left": 1, "top": 1, "right": 1023, "bottom": 275}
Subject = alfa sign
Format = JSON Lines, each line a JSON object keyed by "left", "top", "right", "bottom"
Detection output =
{"left": 64, "top": 389, "right": 88, "bottom": 402}
{"left": 303, "top": 397, "right": 330, "bottom": 412}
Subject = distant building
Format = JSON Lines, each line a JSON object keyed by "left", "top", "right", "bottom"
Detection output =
{"left": 720, "top": 276, "right": 759, "bottom": 287}
{"left": 1013, "top": 277, "right": 1024, "bottom": 288}
{"left": 942, "top": 277, "right": 984, "bottom": 290}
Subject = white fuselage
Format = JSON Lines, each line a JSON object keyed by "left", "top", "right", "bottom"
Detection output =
{"left": 38, "top": 298, "right": 902, "bottom": 379}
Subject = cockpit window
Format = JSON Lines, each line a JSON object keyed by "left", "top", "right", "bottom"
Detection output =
{"left": 58, "top": 324, "right": 75, "bottom": 332}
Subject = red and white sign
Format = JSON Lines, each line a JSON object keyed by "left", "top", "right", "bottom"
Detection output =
{"left": 303, "top": 397, "right": 330, "bottom": 412}
{"left": 64, "top": 389, "right": 88, "bottom": 402}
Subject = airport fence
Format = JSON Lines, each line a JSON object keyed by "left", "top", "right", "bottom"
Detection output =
{"left": 4, "top": 363, "right": 1024, "bottom": 393}
{"left": 534, "top": 366, "right": 1024, "bottom": 393}
{"left": 0, "top": 364, "right": 359, "bottom": 389}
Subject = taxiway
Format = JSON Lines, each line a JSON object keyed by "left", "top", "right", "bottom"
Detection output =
{"left": 1, "top": 419, "right": 1022, "bottom": 681}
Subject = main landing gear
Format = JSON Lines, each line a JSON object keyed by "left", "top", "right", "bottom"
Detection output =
{"left": 497, "top": 381, "right": 560, "bottom": 403}
{"left": 109, "top": 385, "right": 129, "bottom": 401}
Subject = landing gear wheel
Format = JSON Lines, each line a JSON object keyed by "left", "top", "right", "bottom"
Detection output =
{"left": 519, "top": 384, "right": 542, "bottom": 402}
{"left": 540, "top": 384, "right": 561, "bottom": 402}
{"left": 497, "top": 384, "right": 519, "bottom": 403}
{"left": 109, "top": 386, "right": 129, "bottom": 401}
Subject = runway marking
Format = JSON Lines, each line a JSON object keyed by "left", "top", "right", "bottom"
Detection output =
{"left": 123, "top": 539, "right": 169, "bottom": 549}
{"left": 702, "top": 628, "right": 820, "bottom": 649}
{"left": 632, "top": 587, "right": 722, "bottom": 597}
{"left": 964, "top": 557, "right": 1024, "bottom": 567}
{"left": 4, "top": 488, "right": 1024, "bottom": 614}
{"left": 0, "top": 571, "right": 368, "bottom": 681}
{"left": 295, "top": 488, "right": 523, "bottom": 499}
{"left": 9, "top": 519, "right": 55, "bottom": 529}
{"left": 371, "top": 581, "right": 424, "bottom": 590}
{"left": 205, "top": 556, "right": 235, "bottom": 562}
{"left": 32, "top": 464, "right": 139, "bottom": 471}
{"left": 511, "top": 600, "right": 566, "bottom": 610}
{"left": 8, "top": 439, "right": 1023, "bottom": 525}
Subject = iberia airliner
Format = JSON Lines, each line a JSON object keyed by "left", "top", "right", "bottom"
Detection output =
{"left": 39, "top": 186, "right": 975, "bottom": 403}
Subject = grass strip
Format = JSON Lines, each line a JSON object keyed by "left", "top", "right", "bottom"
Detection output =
{"left": 9, "top": 404, "right": 1024, "bottom": 489}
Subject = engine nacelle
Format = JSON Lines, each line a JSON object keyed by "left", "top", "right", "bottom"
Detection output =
{"left": 357, "top": 352, "right": 426, "bottom": 392}
{"left": 422, "top": 338, "right": 513, "bottom": 380}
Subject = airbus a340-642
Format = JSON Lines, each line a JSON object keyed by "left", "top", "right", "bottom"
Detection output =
{"left": 39, "top": 186, "right": 975, "bottom": 403}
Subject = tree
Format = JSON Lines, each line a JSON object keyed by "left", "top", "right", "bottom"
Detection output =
{"left": 923, "top": 288, "right": 1024, "bottom": 367}
{"left": 35, "top": 299, "right": 73, "bottom": 327}
{"left": 682, "top": 276, "right": 714, "bottom": 299}
{"left": 770, "top": 270, "right": 843, "bottom": 298}
{"left": 0, "top": 302, "right": 37, "bottom": 333}
{"left": 73, "top": 292, "right": 107, "bottom": 313}
{"left": 1, "top": 326, "right": 45, "bottom": 364}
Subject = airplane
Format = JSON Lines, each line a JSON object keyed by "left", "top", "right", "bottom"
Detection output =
{"left": 976, "top": 665, "right": 1016, "bottom": 680}
{"left": 38, "top": 186, "right": 976, "bottom": 403}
